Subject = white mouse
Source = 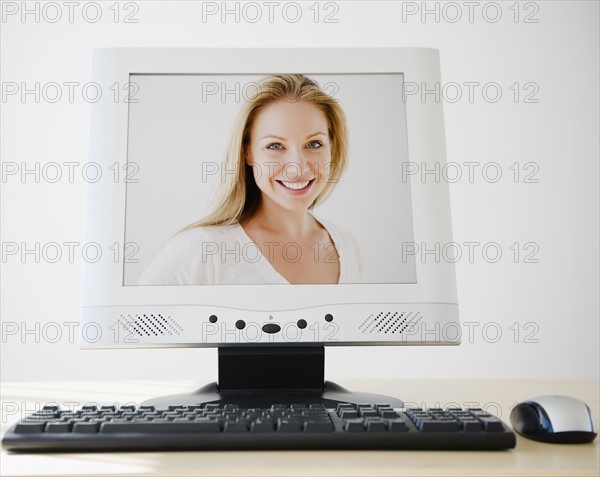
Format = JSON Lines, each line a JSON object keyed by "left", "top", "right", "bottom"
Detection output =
{"left": 510, "top": 395, "right": 597, "bottom": 443}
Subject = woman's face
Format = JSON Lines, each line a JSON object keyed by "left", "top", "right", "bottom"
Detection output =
{"left": 246, "top": 99, "right": 332, "bottom": 213}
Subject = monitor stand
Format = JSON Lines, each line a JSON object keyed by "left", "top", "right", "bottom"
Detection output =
{"left": 142, "top": 346, "right": 403, "bottom": 408}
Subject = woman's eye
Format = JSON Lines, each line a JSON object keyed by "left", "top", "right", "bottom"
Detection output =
{"left": 307, "top": 141, "right": 323, "bottom": 149}
{"left": 266, "top": 143, "right": 284, "bottom": 150}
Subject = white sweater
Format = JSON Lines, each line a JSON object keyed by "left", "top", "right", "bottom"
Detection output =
{"left": 139, "top": 219, "right": 364, "bottom": 285}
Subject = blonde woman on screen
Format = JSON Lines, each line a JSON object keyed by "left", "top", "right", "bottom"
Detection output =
{"left": 139, "top": 74, "right": 363, "bottom": 285}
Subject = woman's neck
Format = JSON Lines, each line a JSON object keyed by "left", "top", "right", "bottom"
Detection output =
{"left": 248, "top": 199, "right": 316, "bottom": 239}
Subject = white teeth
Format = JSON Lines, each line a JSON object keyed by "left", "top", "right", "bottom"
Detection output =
{"left": 280, "top": 180, "right": 310, "bottom": 190}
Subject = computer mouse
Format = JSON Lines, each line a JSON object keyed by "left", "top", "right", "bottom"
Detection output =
{"left": 510, "top": 395, "right": 597, "bottom": 443}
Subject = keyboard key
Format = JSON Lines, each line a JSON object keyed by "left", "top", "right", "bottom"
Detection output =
{"left": 374, "top": 403, "right": 391, "bottom": 410}
{"left": 359, "top": 409, "right": 378, "bottom": 418}
{"left": 42, "top": 405, "right": 60, "bottom": 412}
{"left": 101, "top": 421, "right": 221, "bottom": 433}
{"left": 250, "top": 421, "right": 275, "bottom": 432}
{"left": 478, "top": 417, "right": 505, "bottom": 432}
{"left": 434, "top": 415, "right": 458, "bottom": 421}
{"left": 340, "top": 410, "right": 359, "bottom": 419}
{"left": 126, "top": 418, "right": 149, "bottom": 423}
{"left": 191, "top": 420, "right": 222, "bottom": 432}
{"left": 460, "top": 419, "right": 484, "bottom": 432}
{"left": 30, "top": 412, "right": 59, "bottom": 420}
{"left": 468, "top": 410, "right": 491, "bottom": 417}
{"left": 367, "top": 421, "right": 387, "bottom": 432}
{"left": 448, "top": 410, "right": 472, "bottom": 418}
{"left": 58, "top": 412, "right": 78, "bottom": 419}
{"left": 224, "top": 421, "right": 248, "bottom": 432}
{"left": 101, "top": 414, "right": 120, "bottom": 421}
{"left": 14, "top": 422, "right": 46, "bottom": 434}
{"left": 45, "top": 422, "right": 73, "bottom": 433}
{"left": 33, "top": 409, "right": 59, "bottom": 416}
{"left": 387, "top": 420, "right": 409, "bottom": 432}
{"left": 73, "top": 422, "right": 100, "bottom": 433}
{"left": 343, "top": 419, "right": 365, "bottom": 432}
{"left": 242, "top": 411, "right": 259, "bottom": 420}
{"left": 67, "top": 418, "right": 87, "bottom": 424}
{"left": 162, "top": 412, "right": 180, "bottom": 419}
{"left": 304, "top": 421, "right": 333, "bottom": 432}
{"left": 418, "top": 421, "right": 460, "bottom": 432}
{"left": 277, "top": 420, "right": 302, "bottom": 432}
{"left": 380, "top": 410, "right": 400, "bottom": 418}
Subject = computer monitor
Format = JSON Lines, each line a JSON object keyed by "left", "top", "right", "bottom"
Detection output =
{"left": 81, "top": 47, "right": 459, "bottom": 405}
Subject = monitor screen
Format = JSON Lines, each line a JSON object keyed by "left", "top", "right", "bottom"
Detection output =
{"left": 123, "top": 73, "right": 416, "bottom": 287}
{"left": 80, "top": 48, "right": 459, "bottom": 348}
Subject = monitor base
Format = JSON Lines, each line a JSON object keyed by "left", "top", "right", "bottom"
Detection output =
{"left": 143, "top": 346, "right": 404, "bottom": 408}
{"left": 141, "top": 381, "right": 404, "bottom": 408}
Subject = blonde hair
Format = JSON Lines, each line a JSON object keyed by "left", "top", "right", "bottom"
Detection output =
{"left": 187, "top": 74, "right": 348, "bottom": 228}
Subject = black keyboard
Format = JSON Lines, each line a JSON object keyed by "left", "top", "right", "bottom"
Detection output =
{"left": 2, "top": 402, "right": 516, "bottom": 451}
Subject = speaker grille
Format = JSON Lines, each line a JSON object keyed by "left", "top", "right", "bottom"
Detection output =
{"left": 118, "top": 314, "right": 182, "bottom": 337}
{"left": 359, "top": 311, "right": 422, "bottom": 334}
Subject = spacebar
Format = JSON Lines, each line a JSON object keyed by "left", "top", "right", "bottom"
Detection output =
{"left": 101, "top": 421, "right": 221, "bottom": 433}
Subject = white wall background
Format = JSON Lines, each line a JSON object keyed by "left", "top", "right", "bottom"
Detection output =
{"left": 2, "top": 1, "right": 598, "bottom": 382}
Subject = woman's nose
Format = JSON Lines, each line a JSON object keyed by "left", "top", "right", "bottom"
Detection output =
{"left": 283, "top": 148, "right": 311, "bottom": 179}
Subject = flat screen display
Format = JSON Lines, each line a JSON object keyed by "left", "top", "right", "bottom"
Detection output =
{"left": 123, "top": 73, "right": 416, "bottom": 286}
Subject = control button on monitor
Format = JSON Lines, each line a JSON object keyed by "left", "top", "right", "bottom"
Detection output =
{"left": 209, "top": 315, "right": 218, "bottom": 323}
{"left": 325, "top": 314, "right": 333, "bottom": 322}
{"left": 297, "top": 319, "right": 307, "bottom": 329}
{"left": 262, "top": 323, "right": 281, "bottom": 334}
{"left": 235, "top": 320, "right": 246, "bottom": 330}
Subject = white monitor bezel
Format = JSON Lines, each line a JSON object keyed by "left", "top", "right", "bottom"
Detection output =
{"left": 81, "top": 47, "right": 459, "bottom": 348}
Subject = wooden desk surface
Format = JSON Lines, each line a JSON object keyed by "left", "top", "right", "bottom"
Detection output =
{"left": 1, "top": 379, "right": 598, "bottom": 477}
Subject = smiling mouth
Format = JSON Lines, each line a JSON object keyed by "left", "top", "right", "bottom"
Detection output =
{"left": 276, "top": 179, "right": 314, "bottom": 191}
